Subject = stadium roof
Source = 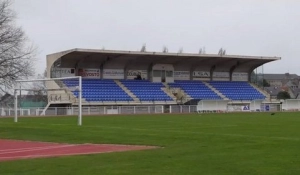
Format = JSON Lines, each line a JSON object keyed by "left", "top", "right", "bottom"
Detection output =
{"left": 47, "top": 48, "right": 281, "bottom": 73}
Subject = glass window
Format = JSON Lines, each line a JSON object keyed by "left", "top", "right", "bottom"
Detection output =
{"left": 153, "top": 70, "right": 161, "bottom": 77}
{"left": 166, "top": 71, "right": 173, "bottom": 77}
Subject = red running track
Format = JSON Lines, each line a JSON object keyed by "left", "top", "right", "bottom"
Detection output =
{"left": 0, "top": 139, "right": 156, "bottom": 162}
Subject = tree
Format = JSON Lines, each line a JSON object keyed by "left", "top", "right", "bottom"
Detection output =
{"left": 0, "top": 0, "right": 36, "bottom": 93}
{"left": 27, "top": 69, "right": 47, "bottom": 102}
{"left": 277, "top": 91, "right": 291, "bottom": 100}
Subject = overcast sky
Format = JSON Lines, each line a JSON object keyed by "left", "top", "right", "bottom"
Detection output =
{"left": 12, "top": 0, "right": 300, "bottom": 75}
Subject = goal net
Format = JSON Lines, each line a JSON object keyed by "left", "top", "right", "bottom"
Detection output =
{"left": 13, "top": 76, "right": 82, "bottom": 125}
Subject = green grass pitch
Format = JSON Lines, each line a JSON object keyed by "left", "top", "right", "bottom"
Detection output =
{"left": 0, "top": 112, "right": 300, "bottom": 175}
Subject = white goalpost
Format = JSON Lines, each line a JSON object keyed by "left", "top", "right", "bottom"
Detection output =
{"left": 13, "top": 76, "right": 82, "bottom": 126}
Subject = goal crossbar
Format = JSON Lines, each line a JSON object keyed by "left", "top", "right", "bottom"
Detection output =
{"left": 13, "top": 76, "right": 83, "bottom": 126}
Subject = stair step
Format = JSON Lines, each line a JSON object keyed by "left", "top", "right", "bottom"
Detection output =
{"left": 114, "top": 80, "right": 140, "bottom": 102}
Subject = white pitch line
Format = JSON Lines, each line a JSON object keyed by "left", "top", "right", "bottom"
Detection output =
{"left": 0, "top": 144, "right": 76, "bottom": 155}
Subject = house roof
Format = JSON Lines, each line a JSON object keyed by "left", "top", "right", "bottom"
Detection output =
{"left": 264, "top": 87, "right": 282, "bottom": 96}
{"left": 262, "top": 73, "right": 299, "bottom": 80}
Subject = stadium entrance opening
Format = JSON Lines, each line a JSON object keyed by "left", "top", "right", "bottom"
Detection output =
{"left": 152, "top": 64, "right": 174, "bottom": 83}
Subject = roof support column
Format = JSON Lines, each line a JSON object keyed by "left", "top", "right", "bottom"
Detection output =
{"left": 190, "top": 67, "right": 196, "bottom": 80}
{"left": 229, "top": 66, "right": 237, "bottom": 81}
{"left": 148, "top": 63, "right": 154, "bottom": 81}
{"left": 100, "top": 56, "right": 110, "bottom": 79}
{"left": 248, "top": 66, "right": 257, "bottom": 82}
{"left": 210, "top": 65, "right": 216, "bottom": 81}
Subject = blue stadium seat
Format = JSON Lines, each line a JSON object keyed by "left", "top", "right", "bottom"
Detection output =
{"left": 169, "top": 80, "right": 221, "bottom": 100}
{"left": 63, "top": 79, "right": 134, "bottom": 102}
{"left": 120, "top": 80, "right": 173, "bottom": 101}
{"left": 208, "top": 81, "right": 266, "bottom": 100}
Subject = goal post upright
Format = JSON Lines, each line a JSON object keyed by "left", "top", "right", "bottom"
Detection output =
{"left": 14, "top": 76, "right": 82, "bottom": 126}
{"left": 78, "top": 76, "right": 82, "bottom": 126}
{"left": 14, "top": 88, "right": 18, "bottom": 123}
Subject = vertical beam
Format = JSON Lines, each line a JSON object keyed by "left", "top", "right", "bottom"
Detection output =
{"left": 14, "top": 89, "right": 18, "bottom": 123}
{"left": 78, "top": 76, "right": 82, "bottom": 126}
{"left": 210, "top": 65, "right": 216, "bottom": 81}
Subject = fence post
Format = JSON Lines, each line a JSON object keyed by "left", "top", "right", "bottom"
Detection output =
{"left": 169, "top": 105, "right": 172, "bottom": 113}
{"left": 148, "top": 106, "right": 150, "bottom": 114}
{"left": 88, "top": 107, "right": 90, "bottom": 115}
{"left": 133, "top": 106, "right": 136, "bottom": 114}
{"left": 162, "top": 105, "right": 164, "bottom": 113}
{"left": 189, "top": 105, "right": 191, "bottom": 113}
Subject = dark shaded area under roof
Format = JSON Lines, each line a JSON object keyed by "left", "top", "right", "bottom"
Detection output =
{"left": 48, "top": 48, "right": 280, "bottom": 74}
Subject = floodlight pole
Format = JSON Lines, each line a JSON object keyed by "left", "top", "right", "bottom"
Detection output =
{"left": 78, "top": 76, "right": 82, "bottom": 126}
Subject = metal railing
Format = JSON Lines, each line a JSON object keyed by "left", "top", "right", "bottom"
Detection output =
{"left": 0, "top": 102, "right": 298, "bottom": 117}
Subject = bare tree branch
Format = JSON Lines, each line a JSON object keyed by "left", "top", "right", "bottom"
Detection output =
{"left": 0, "top": 0, "right": 36, "bottom": 94}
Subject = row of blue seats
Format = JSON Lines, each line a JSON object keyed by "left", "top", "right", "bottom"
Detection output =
{"left": 170, "top": 82, "right": 221, "bottom": 100}
{"left": 80, "top": 86, "right": 120, "bottom": 88}
{"left": 74, "top": 95, "right": 131, "bottom": 99}
{"left": 139, "top": 98, "right": 173, "bottom": 101}
{"left": 123, "top": 81, "right": 172, "bottom": 100}
{"left": 80, "top": 88, "right": 122, "bottom": 91}
{"left": 86, "top": 98, "right": 133, "bottom": 102}
{"left": 76, "top": 90, "right": 125, "bottom": 92}
{"left": 75, "top": 93, "right": 130, "bottom": 96}
{"left": 208, "top": 81, "right": 266, "bottom": 100}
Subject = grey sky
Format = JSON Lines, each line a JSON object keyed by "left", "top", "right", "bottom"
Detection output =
{"left": 12, "top": 0, "right": 300, "bottom": 75}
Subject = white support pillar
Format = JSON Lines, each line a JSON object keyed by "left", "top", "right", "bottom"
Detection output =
{"left": 78, "top": 76, "right": 82, "bottom": 126}
{"left": 14, "top": 89, "right": 18, "bottom": 123}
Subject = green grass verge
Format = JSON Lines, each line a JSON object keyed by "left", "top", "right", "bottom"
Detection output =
{"left": 0, "top": 112, "right": 300, "bottom": 175}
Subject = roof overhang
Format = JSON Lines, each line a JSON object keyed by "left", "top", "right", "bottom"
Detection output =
{"left": 47, "top": 48, "right": 281, "bottom": 73}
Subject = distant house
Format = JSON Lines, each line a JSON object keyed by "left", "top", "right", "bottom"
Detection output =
{"left": 260, "top": 73, "right": 299, "bottom": 87}
{"left": 260, "top": 73, "right": 300, "bottom": 99}
{"left": 264, "top": 87, "right": 283, "bottom": 99}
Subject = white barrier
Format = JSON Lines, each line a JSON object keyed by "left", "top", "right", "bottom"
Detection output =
{"left": 0, "top": 100, "right": 295, "bottom": 117}
{"left": 197, "top": 100, "right": 229, "bottom": 112}
{"left": 282, "top": 99, "right": 300, "bottom": 111}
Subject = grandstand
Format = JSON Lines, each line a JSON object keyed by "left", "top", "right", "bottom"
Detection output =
{"left": 44, "top": 48, "right": 280, "bottom": 112}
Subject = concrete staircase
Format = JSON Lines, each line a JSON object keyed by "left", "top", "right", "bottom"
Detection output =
{"left": 249, "top": 83, "right": 271, "bottom": 101}
{"left": 114, "top": 80, "right": 140, "bottom": 103}
{"left": 163, "top": 83, "right": 192, "bottom": 104}
{"left": 162, "top": 83, "right": 177, "bottom": 101}
{"left": 57, "top": 80, "right": 87, "bottom": 103}
{"left": 203, "top": 81, "right": 228, "bottom": 100}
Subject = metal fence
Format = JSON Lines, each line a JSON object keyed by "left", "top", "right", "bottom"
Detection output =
{"left": 0, "top": 102, "right": 297, "bottom": 117}
{"left": 0, "top": 105, "right": 198, "bottom": 117}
